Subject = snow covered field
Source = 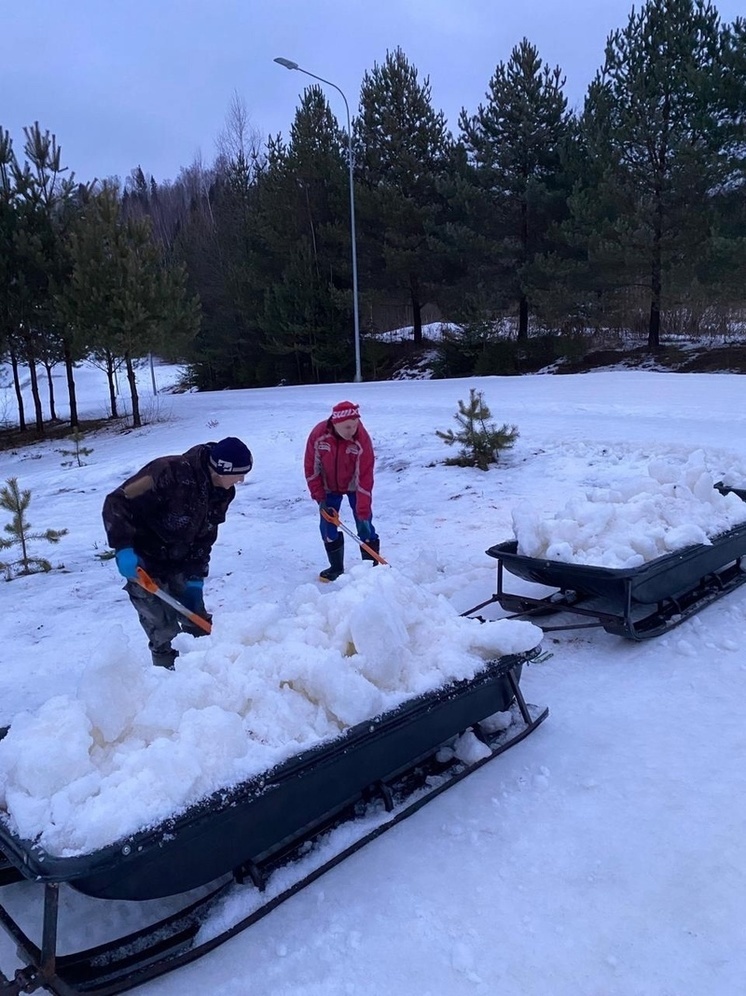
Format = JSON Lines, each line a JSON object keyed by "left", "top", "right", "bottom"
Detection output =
{"left": 1, "top": 361, "right": 745, "bottom": 995}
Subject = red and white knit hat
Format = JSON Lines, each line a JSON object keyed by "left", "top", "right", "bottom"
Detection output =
{"left": 330, "top": 401, "right": 360, "bottom": 423}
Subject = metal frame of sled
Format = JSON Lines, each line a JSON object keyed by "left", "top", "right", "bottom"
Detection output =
{"left": 465, "top": 523, "right": 746, "bottom": 640}
{"left": 0, "top": 652, "right": 547, "bottom": 996}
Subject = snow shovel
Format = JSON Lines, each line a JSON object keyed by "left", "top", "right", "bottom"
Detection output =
{"left": 136, "top": 567, "right": 213, "bottom": 635}
{"left": 320, "top": 507, "right": 389, "bottom": 565}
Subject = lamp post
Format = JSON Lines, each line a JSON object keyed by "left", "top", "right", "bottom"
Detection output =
{"left": 274, "top": 57, "right": 362, "bottom": 383}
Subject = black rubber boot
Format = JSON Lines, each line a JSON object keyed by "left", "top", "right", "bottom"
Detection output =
{"left": 319, "top": 535, "right": 344, "bottom": 582}
{"left": 152, "top": 648, "right": 178, "bottom": 670}
{"left": 361, "top": 537, "right": 380, "bottom": 565}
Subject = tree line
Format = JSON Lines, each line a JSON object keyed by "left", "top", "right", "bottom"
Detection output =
{"left": 1, "top": 0, "right": 745, "bottom": 434}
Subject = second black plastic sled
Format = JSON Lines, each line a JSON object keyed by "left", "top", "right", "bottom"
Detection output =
{"left": 465, "top": 522, "right": 746, "bottom": 640}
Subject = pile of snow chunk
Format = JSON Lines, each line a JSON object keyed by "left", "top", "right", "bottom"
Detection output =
{"left": 513, "top": 450, "right": 746, "bottom": 569}
{"left": 0, "top": 565, "right": 540, "bottom": 857}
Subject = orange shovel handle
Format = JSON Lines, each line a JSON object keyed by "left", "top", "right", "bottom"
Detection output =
{"left": 320, "top": 507, "right": 388, "bottom": 566}
{"left": 136, "top": 567, "right": 212, "bottom": 634}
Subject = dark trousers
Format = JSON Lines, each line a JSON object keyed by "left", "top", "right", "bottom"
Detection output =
{"left": 319, "top": 492, "right": 378, "bottom": 544}
{"left": 124, "top": 573, "right": 186, "bottom": 655}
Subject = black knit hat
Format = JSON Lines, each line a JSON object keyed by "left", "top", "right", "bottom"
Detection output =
{"left": 209, "top": 437, "right": 253, "bottom": 475}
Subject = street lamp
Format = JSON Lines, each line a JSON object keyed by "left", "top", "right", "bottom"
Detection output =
{"left": 274, "top": 56, "right": 362, "bottom": 383}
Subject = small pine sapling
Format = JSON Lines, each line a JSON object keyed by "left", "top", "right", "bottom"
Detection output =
{"left": 0, "top": 477, "right": 68, "bottom": 579}
{"left": 436, "top": 388, "right": 519, "bottom": 470}
{"left": 58, "top": 430, "right": 94, "bottom": 468}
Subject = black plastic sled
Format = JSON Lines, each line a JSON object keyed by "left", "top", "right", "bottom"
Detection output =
{"left": 466, "top": 522, "right": 746, "bottom": 640}
{"left": 0, "top": 649, "right": 547, "bottom": 995}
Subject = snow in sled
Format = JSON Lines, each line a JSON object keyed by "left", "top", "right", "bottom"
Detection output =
{"left": 0, "top": 566, "right": 547, "bottom": 995}
{"left": 467, "top": 454, "right": 746, "bottom": 639}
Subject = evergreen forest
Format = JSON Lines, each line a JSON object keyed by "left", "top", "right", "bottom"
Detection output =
{"left": 1, "top": 0, "right": 745, "bottom": 436}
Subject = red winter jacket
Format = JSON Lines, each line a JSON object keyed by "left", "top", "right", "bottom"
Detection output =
{"left": 304, "top": 419, "right": 375, "bottom": 518}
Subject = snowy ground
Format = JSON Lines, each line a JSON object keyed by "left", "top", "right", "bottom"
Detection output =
{"left": 1, "top": 360, "right": 745, "bottom": 995}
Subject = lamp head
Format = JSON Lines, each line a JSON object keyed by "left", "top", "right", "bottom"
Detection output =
{"left": 274, "top": 57, "right": 299, "bottom": 70}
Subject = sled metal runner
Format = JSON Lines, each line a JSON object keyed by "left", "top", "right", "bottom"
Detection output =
{"left": 0, "top": 652, "right": 547, "bottom": 996}
{"left": 466, "top": 521, "right": 746, "bottom": 640}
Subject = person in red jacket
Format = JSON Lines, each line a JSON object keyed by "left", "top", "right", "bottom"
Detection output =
{"left": 304, "top": 400, "right": 379, "bottom": 582}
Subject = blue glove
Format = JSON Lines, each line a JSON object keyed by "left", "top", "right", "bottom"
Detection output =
{"left": 357, "top": 519, "right": 372, "bottom": 541}
{"left": 181, "top": 580, "right": 211, "bottom": 638}
{"left": 181, "top": 579, "right": 205, "bottom": 613}
{"left": 115, "top": 547, "right": 140, "bottom": 580}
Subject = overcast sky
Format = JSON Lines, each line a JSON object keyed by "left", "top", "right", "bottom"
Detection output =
{"left": 4, "top": 0, "right": 743, "bottom": 186}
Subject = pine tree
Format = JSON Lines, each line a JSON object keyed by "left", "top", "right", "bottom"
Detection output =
{"left": 254, "top": 87, "right": 354, "bottom": 382}
{"left": 0, "top": 477, "right": 68, "bottom": 579}
{"left": 459, "top": 39, "right": 574, "bottom": 340}
{"left": 436, "top": 389, "right": 519, "bottom": 470}
{"left": 60, "top": 184, "right": 200, "bottom": 426}
{"left": 355, "top": 48, "right": 456, "bottom": 344}
{"left": 6, "top": 124, "right": 85, "bottom": 434}
{"left": 579, "top": 0, "right": 738, "bottom": 348}
{"left": 0, "top": 128, "right": 24, "bottom": 429}
{"left": 57, "top": 430, "right": 94, "bottom": 467}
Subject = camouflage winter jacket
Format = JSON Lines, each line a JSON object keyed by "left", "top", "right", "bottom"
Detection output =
{"left": 102, "top": 443, "right": 235, "bottom": 580}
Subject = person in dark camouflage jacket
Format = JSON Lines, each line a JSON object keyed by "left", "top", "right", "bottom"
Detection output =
{"left": 102, "top": 437, "right": 253, "bottom": 669}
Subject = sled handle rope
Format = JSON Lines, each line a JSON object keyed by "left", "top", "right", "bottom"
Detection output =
{"left": 320, "top": 507, "right": 389, "bottom": 565}
{"left": 136, "top": 567, "right": 213, "bottom": 634}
